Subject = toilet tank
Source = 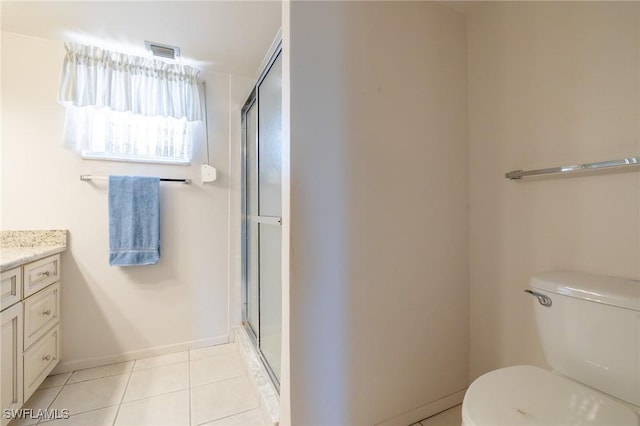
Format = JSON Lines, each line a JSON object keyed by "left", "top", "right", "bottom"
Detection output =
{"left": 530, "top": 271, "right": 640, "bottom": 407}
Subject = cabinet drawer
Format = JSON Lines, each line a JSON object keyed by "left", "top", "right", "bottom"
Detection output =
{"left": 24, "top": 283, "right": 60, "bottom": 349}
{"left": 23, "top": 324, "right": 60, "bottom": 402}
{"left": 0, "top": 268, "right": 22, "bottom": 311}
{"left": 24, "top": 255, "right": 60, "bottom": 297}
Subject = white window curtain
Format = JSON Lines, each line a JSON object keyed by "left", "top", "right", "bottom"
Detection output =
{"left": 58, "top": 42, "right": 203, "bottom": 163}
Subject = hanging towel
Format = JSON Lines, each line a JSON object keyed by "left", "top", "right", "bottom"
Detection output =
{"left": 108, "top": 175, "right": 160, "bottom": 266}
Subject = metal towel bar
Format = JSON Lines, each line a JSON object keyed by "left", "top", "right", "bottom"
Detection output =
{"left": 80, "top": 174, "right": 191, "bottom": 184}
{"left": 505, "top": 156, "right": 640, "bottom": 180}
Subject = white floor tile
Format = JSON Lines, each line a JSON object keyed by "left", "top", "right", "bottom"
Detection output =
{"left": 191, "top": 376, "right": 258, "bottom": 426}
{"left": 39, "top": 406, "right": 118, "bottom": 426}
{"left": 5, "top": 415, "right": 38, "bottom": 426}
{"left": 115, "top": 390, "right": 189, "bottom": 426}
{"left": 420, "top": 404, "right": 462, "bottom": 426}
{"left": 25, "top": 386, "right": 61, "bottom": 409}
{"left": 190, "top": 352, "right": 245, "bottom": 387}
{"left": 49, "top": 374, "right": 129, "bottom": 416}
{"left": 7, "top": 387, "right": 62, "bottom": 426}
{"left": 189, "top": 343, "right": 236, "bottom": 361}
{"left": 67, "top": 361, "right": 133, "bottom": 384}
{"left": 123, "top": 362, "right": 189, "bottom": 402}
{"left": 134, "top": 351, "right": 188, "bottom": 371}
{"left": 0, "top": 392, "right": 62, "bottom": 426}
{"left": 30, "top": 347, "right": 265, "bottom": 426}
{"left": 38, "top": 373, "right": 71, "bottom": 390}
{"left": 202, "top": 408, "right": 265, "bottom": 426}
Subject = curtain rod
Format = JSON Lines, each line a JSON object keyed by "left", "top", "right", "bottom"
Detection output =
{"left": 80, "top": 174, "right": 191, "bottom": 184}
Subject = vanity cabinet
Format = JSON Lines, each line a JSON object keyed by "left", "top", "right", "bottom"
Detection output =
{"left": 0, "top": 254, "right": 61, "bottom": 426}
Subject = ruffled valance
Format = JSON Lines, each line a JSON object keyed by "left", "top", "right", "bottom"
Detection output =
{"left": 58, "top": 42, "right": 202, "bottom": 122}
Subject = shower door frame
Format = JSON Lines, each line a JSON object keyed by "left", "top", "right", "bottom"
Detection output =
{"left": 240, "top": 41, "right": 282, "bottom": 392}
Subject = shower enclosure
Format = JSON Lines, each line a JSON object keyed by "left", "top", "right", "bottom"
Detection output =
{"left": 241, "top": 44, "right": 282, "bottom": 389}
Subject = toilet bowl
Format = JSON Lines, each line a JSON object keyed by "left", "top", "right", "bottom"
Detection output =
{"left": 462, "top": 365, "right": 639, "bottom": 426}
{"left": 462, "top": 271, "right": 640, "bottom": 426}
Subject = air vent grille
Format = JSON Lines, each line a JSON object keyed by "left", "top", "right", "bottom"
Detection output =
{"left": 144, "top": 41, "right": 180, "bottom": 60}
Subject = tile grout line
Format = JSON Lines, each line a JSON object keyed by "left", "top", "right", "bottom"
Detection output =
{"left": 65, "top": 372, "right": 129, "bottom": 385}
{"left": 189, "top": 372, "right": 247, "bottom": 391}
{"left": 47, "top": 357, "right": 193, "bottom": 423}
{"left": 111, "top": 361, "right": 136, "bottom": 426}
{"left": 33, "top": 346, "right": 236, "bottom": 426}
{"left": 63, "top": 362, "right": 134, "bottom": 385}
{"left": 110, "top": 387, "right": 190, "bottom": 406}
{"left": 193, "top": 407, "right": 258, "bottom": 426}
{"left": 38, "top": 405, "right": 119, "bottom": 426}
{"left": 34, "top": 371, "right": 73, "bottom": 425}
{"left": 35, "top": 371, "right": 99, "bottom": 426}
{"left": 189, "top": 350, "right": 240, "bottom": 363}
{"left": 132, "top": 358, "right": 187, "bottom": 372}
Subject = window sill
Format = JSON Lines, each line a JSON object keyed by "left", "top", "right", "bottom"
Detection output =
{"left": 81, "top": 152, "right": 191, "bottom": 166}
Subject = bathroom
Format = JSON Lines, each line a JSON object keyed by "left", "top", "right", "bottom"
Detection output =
{"left": 1, "top": 1, "right": 639, "bottom": 426}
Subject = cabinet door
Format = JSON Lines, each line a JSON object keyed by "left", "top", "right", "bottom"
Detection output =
{"left": 1, "top": 302, "right": 23, "bottom": 426}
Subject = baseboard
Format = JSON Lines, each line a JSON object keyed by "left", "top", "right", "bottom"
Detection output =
{"left": 52, "top": 334, "right": 230, "bottom": 374}
{"left": 375, "top": 388, "right": 466, "bottom": 426}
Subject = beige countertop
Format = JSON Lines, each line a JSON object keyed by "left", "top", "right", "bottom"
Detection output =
{"left": 0, "top": 230, "right": 68, "bottom": 272}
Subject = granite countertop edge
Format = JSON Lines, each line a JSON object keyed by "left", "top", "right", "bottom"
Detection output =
{"left": 1, "top": 230, "right": 68, "bottom": 272}
{"left": 1, "top": 245, "right": 67, "bottom": 273}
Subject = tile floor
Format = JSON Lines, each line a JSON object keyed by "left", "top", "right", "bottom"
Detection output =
{"left": 12, "top": 340, "right": 460, "bottom": 426}
{"left": 414, "top": 404, "right": 462, "bottom": 426}
{"left": 9, "top": 343, "right": 266, "bottom": 426}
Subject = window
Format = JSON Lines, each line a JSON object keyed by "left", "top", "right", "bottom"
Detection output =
{"left": 58, "top": 43, "right": 203, "bottom": 164}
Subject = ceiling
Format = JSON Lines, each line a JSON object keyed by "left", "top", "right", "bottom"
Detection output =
{"left": 1, "top": 1, "right": 282, "bottom": 77}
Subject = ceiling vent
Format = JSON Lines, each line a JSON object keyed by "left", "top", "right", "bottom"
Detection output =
{"left": 145, "top": 40, "right": 180, "bottom": 60}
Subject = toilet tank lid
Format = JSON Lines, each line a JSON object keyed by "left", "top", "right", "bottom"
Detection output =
{"left": 531, "top": 271, "right": 640, "bottom": 312}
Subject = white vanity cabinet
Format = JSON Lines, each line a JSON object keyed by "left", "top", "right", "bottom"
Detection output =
{"left": 0, "top": 254, "right": 62, "bottom": 426}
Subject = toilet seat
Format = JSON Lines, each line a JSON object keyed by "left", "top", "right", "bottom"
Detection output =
{"left": 462, "top": 365, "right": 639, "bottom": 426}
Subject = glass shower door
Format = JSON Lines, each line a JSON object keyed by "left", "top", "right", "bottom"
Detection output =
{"left": 242, "top": 48, "right": 282, "bottom": 387}
{"left": 245, "top": 101, "right": 259, "bottom": 337}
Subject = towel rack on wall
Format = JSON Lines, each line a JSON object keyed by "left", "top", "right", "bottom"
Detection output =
{"left": 80, "top": 174, "right": 191, "bottom": 184}
{"left": 505, "top": 156, "right": 640, "bottom": 180}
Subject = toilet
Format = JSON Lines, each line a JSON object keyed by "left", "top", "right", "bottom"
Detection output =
{"left": 462, "top": 271, "right": 640, "bottom": 425}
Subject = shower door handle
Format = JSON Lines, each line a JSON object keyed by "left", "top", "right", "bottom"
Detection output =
{"left": 249, "top": 215, "right": 282, "bottom": 226}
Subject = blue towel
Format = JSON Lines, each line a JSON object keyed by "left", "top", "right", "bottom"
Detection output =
{"left": 108, "top": 175, "right": 160, "bottom": 266}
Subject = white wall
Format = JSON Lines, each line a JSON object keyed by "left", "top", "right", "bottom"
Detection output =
{"left": 1, "top": 31, "right": 251, "bottom": 370}
{"left": 467, "top": 2, "right": 640, "bottom": 380}
{"left": 285, "top": 2, "right": 469, "bottom": 424}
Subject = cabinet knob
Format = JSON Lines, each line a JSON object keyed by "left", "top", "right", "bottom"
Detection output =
{"left": 43, "top": 354, "right": 52, "bottom": 361}
{"left": 39, "top": 271, "right": 51, "bottom": 277}
{"left": 42, "top": 309, "right": 52, "bottom": 316}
